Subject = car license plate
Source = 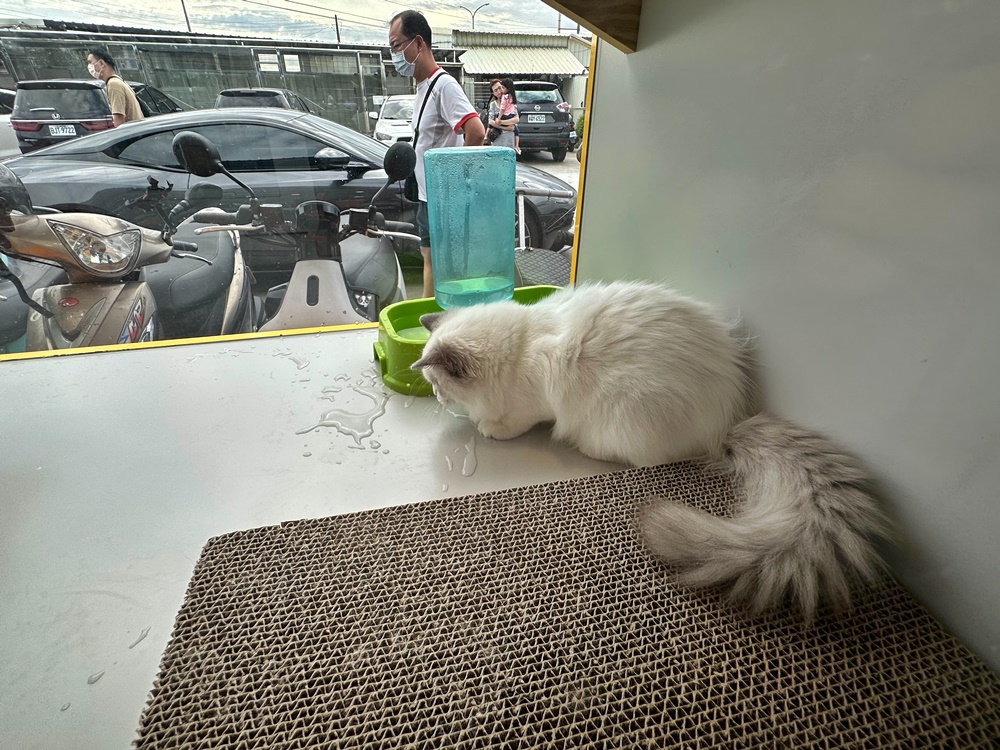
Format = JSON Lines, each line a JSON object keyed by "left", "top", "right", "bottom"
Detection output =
{"left": 48, "top": 124, "right": 76, "bottom": 137}
{"left": 526, "top": 114, "right": 546, "bottom": 123}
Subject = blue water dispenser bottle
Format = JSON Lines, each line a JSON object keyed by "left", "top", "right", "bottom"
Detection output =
{"left": 424, "top": 146, "right": 516, "bottom": 308}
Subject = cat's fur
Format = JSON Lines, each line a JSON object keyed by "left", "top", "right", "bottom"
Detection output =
{"left": 412, "top": 281, "right": 891, "bottom": 623}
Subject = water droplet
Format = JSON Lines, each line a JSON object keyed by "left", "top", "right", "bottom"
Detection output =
{"left": 369, "top": 440, "right": 381, "bottom": 450}
{"left": 303, "top": 452, "right": 312, "bottom": 457}
{"left": 334, "top": 373, "right": 351, "bottom": 382}
{"left": 382, "top": 449, "right": 390, "bottom": 455}
{"left": 441, "top": 484, "right": 449, "bottom": 492}
{"left": 445, "top": 456, "right": 453, "bottom": 472}
{"left": 461, "top": 437, "right": 478, "bottom": 477}
{"left": 87, "top": 671, "right": 105, "bottom": 685}
{"left": 128, "top": 627, "right": 150, "bottom": 649}
{"left": 60, "top": 703, "right": 70, "bottom": 712}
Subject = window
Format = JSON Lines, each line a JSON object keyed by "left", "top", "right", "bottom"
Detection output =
{"left": 117, "top": 130, "right": 181, "bottom": 168}
{"left": 116, "top": 123, "right": 329, "bottom": 172}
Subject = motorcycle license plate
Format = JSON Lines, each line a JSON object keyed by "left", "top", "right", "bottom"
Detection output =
{"left": 48, "top": 124, "right": 76, "bottom": 136}
{"left": 526, "top": 114, "right": 546, "bottom": 123}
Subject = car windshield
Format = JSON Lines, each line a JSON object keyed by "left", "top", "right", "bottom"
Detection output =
{"left": 381, "top": 100, "right": 413, "bottom": 121}
{"left": 13, "top": 88, "right": 108, "bottom": 118}
{"left": 516, "top": 89, "right": 560, "bottom": 104}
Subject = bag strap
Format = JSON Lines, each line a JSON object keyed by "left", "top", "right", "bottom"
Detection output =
{"left": 412, "top": 70, "right": 445, "bottom": 148}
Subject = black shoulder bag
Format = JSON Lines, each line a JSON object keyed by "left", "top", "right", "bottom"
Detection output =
{"left": 404, "top": 71, "right": 444, "bottom": 202}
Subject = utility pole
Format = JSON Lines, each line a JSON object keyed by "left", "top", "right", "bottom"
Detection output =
{"left": 460, "top": 3, "right": 490, "bottom": 30}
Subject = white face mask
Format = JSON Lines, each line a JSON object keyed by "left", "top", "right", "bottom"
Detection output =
{"left": 391, "top": 38, "right": 417, "bottom": 78}
{"left": 87, "top": 63, "right": 100, "bottom": 79}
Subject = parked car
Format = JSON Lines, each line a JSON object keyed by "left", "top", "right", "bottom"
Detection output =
{"left": 10, "top": 79, "right": 189, "bottom": 153}
{"left": 216, "top": 88, "right": 311, "bottom": 112}
{"left": 131, "top": 83, "right": 189, "bottom": 117}
{"left": 512, "top": 81, "right": 575, "bottom": 162}
{"left": 6, "top": 108, "right": 575, "bottom": 283}
{"left": 369, "top": 94, "right": 414, "bottom": 143}
{"left": 0, "top": 88, "right": 17, "bottom": 160}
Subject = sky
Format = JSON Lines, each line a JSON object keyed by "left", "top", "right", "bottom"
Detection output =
{"left": 0, "top": 0, "right": 587, "bottom": 46}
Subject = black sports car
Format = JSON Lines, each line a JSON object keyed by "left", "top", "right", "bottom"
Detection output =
{"left": 5, "top": 108, "right": 577, "bottom": 258}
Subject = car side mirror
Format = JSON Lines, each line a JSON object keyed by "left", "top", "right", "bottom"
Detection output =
{"left": 172, "top": 131, "right": 223, "bottom": 177}
{"left": 383, "top": 141, "right": 416, "bottom": 183}
{"left": 314, "top": 147, "right": 351, "bottom": 170}
{"left": 368, "top": 111, "right": 378, "bottom": 120}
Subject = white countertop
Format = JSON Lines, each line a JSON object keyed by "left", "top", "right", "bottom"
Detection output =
{"left": 0, "top": 328, "right": 620, "bottom": 749}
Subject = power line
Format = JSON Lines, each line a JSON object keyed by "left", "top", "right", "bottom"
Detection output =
{"left": 241, "top": 0, "right": 386, "bottom": 29}
{"left": 267, "top": 0, "right": 392, "bottom": 26}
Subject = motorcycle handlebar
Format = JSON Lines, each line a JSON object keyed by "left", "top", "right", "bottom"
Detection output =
{"left": 193, "top": 224, "right": 264, "bottom": 235}
{"left": 191, "top": 208, "right": 237, "bottom": 225}
{"left": 383, "top": 220, "right": 417, "bottom": 235}
{"left": 171, "top": 240, "right": 200, "bottom": 253}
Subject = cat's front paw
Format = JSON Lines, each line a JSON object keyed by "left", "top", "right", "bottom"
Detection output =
{"left": 477, "top": 418, "right": 531, "bottom": 441}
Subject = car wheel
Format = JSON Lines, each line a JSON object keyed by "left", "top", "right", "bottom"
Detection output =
{"left": 550, "top": 147, "right": 567, "bottom": 162}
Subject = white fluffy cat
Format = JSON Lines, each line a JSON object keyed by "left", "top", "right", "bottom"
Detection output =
{"left": 412, "top": 281, "right": 891, "bottom": 624}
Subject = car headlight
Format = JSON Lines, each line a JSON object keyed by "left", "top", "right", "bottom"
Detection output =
{"left": 374, "top": 131, "right": 391, "bottom": 141}
{"left": 49, "top": 221, "right": 141, "bottom": 275}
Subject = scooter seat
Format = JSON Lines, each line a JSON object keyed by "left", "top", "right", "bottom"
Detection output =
{"left": 141, "top": 222, "right": 237, "bottom": 339}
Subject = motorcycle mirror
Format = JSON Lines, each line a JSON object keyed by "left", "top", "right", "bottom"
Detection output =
{"left": 172, "top": 131, "right": 224, "bottom": 178}
{"left": 383, "top": 142, "right": 416, "bottom": 183}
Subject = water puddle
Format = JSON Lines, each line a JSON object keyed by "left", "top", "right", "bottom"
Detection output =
{"left": 297, "top": 386, "right": 388, "bottom": 446}
{"left": 128, "top": 627, "right": 150, "bottom": 649}
{"left": 461, "top": 437, "right": 478, "bottom": 477}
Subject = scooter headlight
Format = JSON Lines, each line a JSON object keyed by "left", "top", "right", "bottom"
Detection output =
{"left": 49, "top": 221, "right": 141, "bottom": 275}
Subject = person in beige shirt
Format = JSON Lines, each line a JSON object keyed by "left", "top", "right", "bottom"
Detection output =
{"left": 86, "top": 49, "right": 144, "bottom": 126}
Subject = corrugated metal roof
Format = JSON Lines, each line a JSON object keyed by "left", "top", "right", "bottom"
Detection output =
{"left": 459, "top": 47, "right": 586, "bottom": 76}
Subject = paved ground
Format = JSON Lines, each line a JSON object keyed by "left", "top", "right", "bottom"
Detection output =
{"left": 517, "top": 148, "right": 581, "bottom": 188}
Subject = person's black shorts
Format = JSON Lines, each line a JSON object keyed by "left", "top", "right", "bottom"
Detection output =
{"left": 416, "top": 201, "right": 430, "bottom": 248}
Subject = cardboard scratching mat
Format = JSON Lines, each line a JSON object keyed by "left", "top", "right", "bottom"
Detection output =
{"left": 135, "top": 464, "right": 1000, "bottom": 748}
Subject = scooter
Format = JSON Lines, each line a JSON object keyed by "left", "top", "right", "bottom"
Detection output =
{"left": 0, "top": 162, "right": 255, "bottom": 351}
{"left": 172, "top": 131, "right": 421, "bottom": 330}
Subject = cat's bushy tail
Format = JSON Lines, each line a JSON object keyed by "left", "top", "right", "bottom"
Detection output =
{"left": 638, "top": 413, "right": 892, "bottom": 624}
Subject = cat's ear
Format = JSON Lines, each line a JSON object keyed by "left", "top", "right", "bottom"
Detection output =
{"left": 420, "top": 312, "right": 446, "bottom": 332}
{"left": 412, "top": 342, "right": 476, "bottom": 379}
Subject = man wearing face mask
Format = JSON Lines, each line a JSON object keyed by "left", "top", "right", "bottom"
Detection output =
{"left": 86, "top": 49, "right": 144, "bottom": 127}
{"left": 388, "top": 10, "right": 485, "bottom": 298}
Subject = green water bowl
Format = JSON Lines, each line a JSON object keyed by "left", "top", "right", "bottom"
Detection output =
{"left": 374, "top": 285, "right": 560, "bottom": 397}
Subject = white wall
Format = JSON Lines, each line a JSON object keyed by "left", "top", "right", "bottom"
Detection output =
{"left": 577, "top": 0, "right": 1000, "bottom": 672}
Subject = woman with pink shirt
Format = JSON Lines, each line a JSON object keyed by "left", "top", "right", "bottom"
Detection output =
{"left": 485, "top": 78, "right": 520, "bottom": 154}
